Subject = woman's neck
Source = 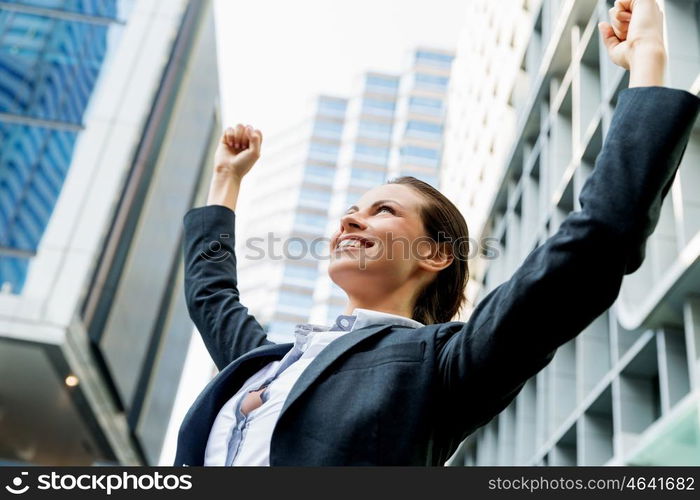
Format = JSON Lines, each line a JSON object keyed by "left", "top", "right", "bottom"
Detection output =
{"left": 342, "top": 296, "right": 414, "bottom": 319}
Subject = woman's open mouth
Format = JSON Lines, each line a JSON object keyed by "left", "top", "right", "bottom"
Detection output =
{"left": 334, "top": 236, "right": 376, "bottom": 252}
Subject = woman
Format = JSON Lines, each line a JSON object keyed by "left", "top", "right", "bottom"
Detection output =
{"left": 175, "top": 0, "right": 700, "bottom": 466}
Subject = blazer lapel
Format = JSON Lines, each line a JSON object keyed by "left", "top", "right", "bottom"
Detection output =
{"left": 177, "top": 342, "right": 293, "bottom": 465}
{"left": 276, "top": 324, "right": 393, "bottom": 424}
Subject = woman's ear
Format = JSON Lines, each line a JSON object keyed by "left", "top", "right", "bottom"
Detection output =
{"left": 416, "top": 240, "right": 453, "bottom": 273}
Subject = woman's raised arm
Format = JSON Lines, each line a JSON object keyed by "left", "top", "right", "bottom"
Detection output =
{"left": 183, "top": 125, "right": 272, "bottom": 371}
{"left": 207, "top": 124, "right": 263, "bottom": 211}
{"left": 434, "top": 0, "right": 700, "bottom": 439}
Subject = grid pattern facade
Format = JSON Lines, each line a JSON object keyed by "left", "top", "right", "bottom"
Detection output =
{"left": 236, "top": 96, "right": 349, "bottom": 341}
{"left": 313, "top": 49, "right": 455, "bottom": 325}
{"left": 0, "top": 0, "right": 130, "bottom": 292}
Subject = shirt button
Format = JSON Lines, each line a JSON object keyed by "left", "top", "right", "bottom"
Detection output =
{"left": 340, "top": 318, "right": 349, "bottom": 328}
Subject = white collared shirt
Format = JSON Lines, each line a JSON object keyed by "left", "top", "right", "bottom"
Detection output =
{"left": 203, "top": 308, "right": 423, "bottom": 466}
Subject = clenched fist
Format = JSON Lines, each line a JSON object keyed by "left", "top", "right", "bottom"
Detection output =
{"left": 214, "top": 124, "right": 263, "bottom": 179}
{"left": 599, "top": 0, "right": 666, "bottom": 84}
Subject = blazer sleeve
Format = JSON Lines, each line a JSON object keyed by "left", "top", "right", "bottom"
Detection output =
{"left": 183, "top": 204, "right": 273, "bottom": 370}
{"left": 435, "top": 86, "right": 700, "bottom": 436}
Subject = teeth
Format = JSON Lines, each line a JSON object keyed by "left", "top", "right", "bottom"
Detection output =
{"left": 338, "top": 239, "right": 363, "bottom": 249}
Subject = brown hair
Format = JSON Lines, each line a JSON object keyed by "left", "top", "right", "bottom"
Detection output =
{"left": 387, "top": 176, "right": 470, "bottom": 324}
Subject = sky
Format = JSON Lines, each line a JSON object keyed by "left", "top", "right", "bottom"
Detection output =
{"left": 213, "top": 0, "right": 468, "bottom": 138}
{"left": 158, "top": 0, "right": 468, "bottom": 465}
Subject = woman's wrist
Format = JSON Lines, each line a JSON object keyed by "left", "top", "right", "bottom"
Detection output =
{"left": 206, "top": 173, "right": 242, "bottom": 212}
{"left": 628, "top": 40, "right": 667, "bottom": 88}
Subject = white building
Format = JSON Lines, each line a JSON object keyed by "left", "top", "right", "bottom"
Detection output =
{"left": 234, "top": 47, "right": 455, "bottom": 338}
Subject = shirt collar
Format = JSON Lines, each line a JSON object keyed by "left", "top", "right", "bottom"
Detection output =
{"left": 336, "top": 308, "right": 424, "bottom": 331}
{"left": 293, "top": 308, "right": 423, "bottom": 348}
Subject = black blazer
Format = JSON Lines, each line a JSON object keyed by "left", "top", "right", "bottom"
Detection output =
{"left": 174, "top": 87, "right": 700, "bottom": 466}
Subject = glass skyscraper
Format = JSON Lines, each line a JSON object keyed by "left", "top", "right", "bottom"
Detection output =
{"left": 0, "top": 1, "right": 133, "bottom": 292}
{"left": 0, "top": 0, "right": 220, "bottom": 465}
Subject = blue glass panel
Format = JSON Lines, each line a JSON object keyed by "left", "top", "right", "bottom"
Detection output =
{"left": 415, "top": 73, "right": 450, "bottom": 89}
{"left": 3, "top": 0, "right": 132, "bottom": 20}
{"left": 354, "top": 144, "right": 389, "bottom": 164}
{"left": 0, "top": 123, "right": 76, "bottom": 251}
{"left": 308, "top": 142, "right": 340, "bottom": 162}
{"left": 266, "top": 321, "right": 299, "bottom": 337}
{"left": 0, "top": 3, "right": 125, "bottom": 292}
{"left": 366, "top": 75, "right": 399, "bottom": 88}
{"left": 0, "top": 255, "right": 30, "bottom": 292}
{"left": 365, "top": 75, "right": 399, "bottom": 95}
{"left": 350, "top": 168, "right": 385, "bottom": 183}
{"left": 416, "top": 51, "right": 453, "bottom": 63}
{"left": 317, "top": 98, "right": 346, "bottom": 118}
{"left": 401, "top": 145, "right": 440, "bottom": 159}
{"left": 362, "top": 98, "right": 395, "bottom": 117}
{"left": 408, "top": 96, "right": 444, "bottom": 116}
{"left": 415, "top": 51, "right": 454, "bottom": 68}
{"left": 283, "top": 264, "right": 317, "bottom": 282}
{"left": 406, "top": 120, "right": 443, "bottom": 134}
{"left": 294, "top": 212, "right": 327, "bottom": 229}
{"left": 0, "top": 9, "right": 122, "bottom": 123}
{"left": 305, "top": 163, "right": 334, "bottom": 175}
{"left": 312, "top": 120, "right": 343, "bottom": 139}
{"left": 400, "top": 146, "right": 441, "bottom": 168}
{"left": 300, "top": 187, "right": 332, "bottom": 203}
{"left": 363, "top": 98, "right": 395, "bottom": 110}
{"left": 409, "top": 96, "right": 442, "bottom": 108}
{"left": 278, "top": 291, "right": 314, "bottom": 309}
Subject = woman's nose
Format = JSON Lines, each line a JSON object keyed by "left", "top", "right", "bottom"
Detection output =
{"left": 340, "top": 212, "right": 367, "bottom": 231}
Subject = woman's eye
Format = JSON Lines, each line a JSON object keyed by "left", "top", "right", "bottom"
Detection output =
{"left": 377, "top": 205, "right": 395, "bottom": 214}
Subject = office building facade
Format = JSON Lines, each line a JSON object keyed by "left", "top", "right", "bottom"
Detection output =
{"left": 0, "top": 0, "right": 220, "bottom": 465}
{"left": 234, "top": 95, "right": 349, "bottom": 342}
{"left": 313, "top": 48, "right": 455, "bottom": 325}
{"left": 443, "top": 0, "right": 700, "bottom": 465}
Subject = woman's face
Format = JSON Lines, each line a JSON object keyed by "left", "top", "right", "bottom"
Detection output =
{"left": 328, "top": 183, "right": 431, "bottom": 295}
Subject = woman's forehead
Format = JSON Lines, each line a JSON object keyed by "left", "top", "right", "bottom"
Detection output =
{"left": 356, "top": 183, "right": 423, "bottom": 209}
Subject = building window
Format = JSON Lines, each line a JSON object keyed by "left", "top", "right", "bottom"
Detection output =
{"left": 405, "top": 120, "right": 443, "bottom": 139}
{"left": 408, "top": 96, "right": 444, "bottom": 116}
{"left": 313, "top": 120, "right": 343, "bottom": 138}
{"left": 402, "top": 146, "right": 439, "bottom": 158}
{"left": 362, "top": 98, "right": 396, "bottom": 117}
{"left": 305, "top": 163, "right": 335, "bottom": 180}
{"left": 355, "top": 144, "right": 390, "bottom": 164}
{"left": 318, "top": 99, "right": 347, "bottom": 117}
{"left": 358, "top": 120, "right": 393, "bottom": 140}
{"left": 308, "top": 142, "right": 340, "bottom": 161}
{"left": 267, "top": 321, "right": 300, "bottom": 334}
{"left": 415, "top": 51, "right": 454, "bottom": 68}
{"left": 294, "top": 212, "right": 327, "bottom": 229}
{"left": 350, "top": 168, "right": 386, "bottom": 184}
{"left": 366, "top": 75, "right": 399, "bottom": 94}
{"left": 278, "top": 291, "right": 314, "bottom": 309}
{"left": 300, "top": 187, "right": 332, "bottom": 203}
{"left": 415, "top": 73, "right": 450, "bottom": 90}
{"left": 283, "top": 264, "right": 317, "bottom": 283}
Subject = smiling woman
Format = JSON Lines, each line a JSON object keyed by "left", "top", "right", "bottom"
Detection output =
{"left": 175, "top": 1, "right": 700, "bottom": 467}
{"left": 327, "top": 177, "right": 469, "bottom": 325}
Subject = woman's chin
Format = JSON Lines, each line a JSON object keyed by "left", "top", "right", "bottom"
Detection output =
{"left": 328, "top": 256, "right": 376, "bottom": 282}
